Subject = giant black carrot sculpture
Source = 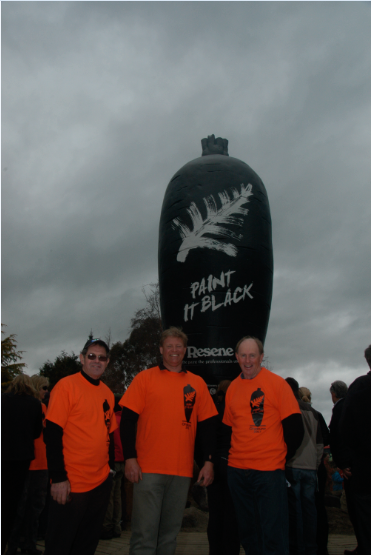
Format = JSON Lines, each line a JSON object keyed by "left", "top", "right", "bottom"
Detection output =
{"left": 158, "top": 135, "right": 273, "bottom": 386}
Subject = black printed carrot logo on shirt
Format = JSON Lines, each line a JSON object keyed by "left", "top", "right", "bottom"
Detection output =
{"left": 103, "top": 399, "right": 111, "bottom": 429}
{"left": 250, "top": 388, "right": 266, "bottom": 433}
{"left": 183, "top": 384, "right": 196, "bottom": 428}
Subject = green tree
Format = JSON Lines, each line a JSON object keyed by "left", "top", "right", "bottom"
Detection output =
{"left": 1, "top": 325, "right": 26, "bottom": 390}
{"left": 39, "top": 351, "right": 81, "bottom": 390}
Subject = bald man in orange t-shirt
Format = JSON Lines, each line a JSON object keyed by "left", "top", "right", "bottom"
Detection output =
{"left": 223, "top": 336, "right": 304, "bottom": 555}
{"left": 120, "top": 327, "right": 218, "bottom": 555}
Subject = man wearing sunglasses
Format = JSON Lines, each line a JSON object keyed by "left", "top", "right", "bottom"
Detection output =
{"left": 44, "top": 338, "right": 117, "bottom": 555}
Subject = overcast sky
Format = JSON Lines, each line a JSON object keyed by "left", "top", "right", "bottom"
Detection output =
{"left": 2, "top": 1, "right": 370, "bottom": 422}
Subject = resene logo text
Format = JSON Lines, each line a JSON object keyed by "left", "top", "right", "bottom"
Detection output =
{"left": 187, "top": 346, "right": 234, "bottom": 359}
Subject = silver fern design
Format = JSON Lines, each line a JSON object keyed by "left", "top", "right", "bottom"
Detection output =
{"left": 172, "top": 183, "right": 253, "bottom": 263}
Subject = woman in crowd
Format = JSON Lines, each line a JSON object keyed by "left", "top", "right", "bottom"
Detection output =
{"left": 298, "top": 386, "right": 312, "bottom": 404}
{"left": 1, "top": 374, "right": 43, "bottom": 555}
{"left": 6, "top": 376, "right": 49, "bottom": 555}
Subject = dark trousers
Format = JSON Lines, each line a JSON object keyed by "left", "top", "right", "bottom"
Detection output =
{"left": 103, "top": 461, "right": 125, "bottom": 535}
{"left": 228, "top": 467, "right": 289, "bottom": 555}
{"left": 315, "top": 461, "right": 328, "bottom": 555}
{"left": 351, "top": 489, "right": 371, "bottom": 555}
{"left": 37, "top": 480, "right": 51, "bottom": 539}
{"left": 44, "top": 474, "right": 112, "bottom": 555}
{"left": 207, "top": 459, "right": 240, "bottom": 555}
{"left": 1, "top": 459, "right": 30, "bottom": 555}
{"left": 343, "top": 478, "right": 358, "bottom": 534}
{"left": 7, "top": 469, "right": 49, "bottom": 553}
{"left": 346, "top": 472, "right": 371, "bottom": 555}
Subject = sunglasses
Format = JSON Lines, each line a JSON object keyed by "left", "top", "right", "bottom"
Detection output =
{"left": 42, "top": 386, "right": 49, "bottom": 391}
{"left": 87, "top": 353, "right": 108, "bottom": 362}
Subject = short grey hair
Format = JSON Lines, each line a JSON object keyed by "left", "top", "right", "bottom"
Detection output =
{"left": 330, "top": 380, "right": 348, "bottom": 399}
{"left": 235, "top": 336, "right": 264, "bottom": 355}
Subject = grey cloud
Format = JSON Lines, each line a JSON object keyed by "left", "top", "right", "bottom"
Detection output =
{"left": 2, "top": 2, "right": 370, "bottom": 423}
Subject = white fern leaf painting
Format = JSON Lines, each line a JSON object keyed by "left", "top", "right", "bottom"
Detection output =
{"left": 172, "top": 183, "right": 253, "bottom": 263}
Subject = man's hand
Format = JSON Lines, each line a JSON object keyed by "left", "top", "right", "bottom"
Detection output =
{"left": 197, "top": 461, "right": 214, "bottom": 487}
{"left": 341, "top": 467, "right": 352, "bottom": 480}
{"left": 125, "top": 458, "right": 142, "bottom": 483}
{"left": 51, "top": 480, "right": 71, "bottom": 505}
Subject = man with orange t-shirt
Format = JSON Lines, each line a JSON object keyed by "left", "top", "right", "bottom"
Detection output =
{"left": 223, "top": 337, "right": 304, "bottom": 555}
{"left": 44, "top": 338, "right": 117, "bottom": 555}
{"left": 120, "top": 327, "right": 218, "bottom": 555}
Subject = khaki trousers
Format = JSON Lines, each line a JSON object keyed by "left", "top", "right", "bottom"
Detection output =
{"left": 130, "top": 473, "right": 190, "bottom": 555}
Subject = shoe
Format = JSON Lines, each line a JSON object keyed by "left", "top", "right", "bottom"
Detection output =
{"left": 113, "top": 531, "right": 121, "bottom": 538}
{"left": 344, "top": 548, "right": 358, "bottom": 555}
{"left": 100, "top": 530, "right": 113, "bottom": 540}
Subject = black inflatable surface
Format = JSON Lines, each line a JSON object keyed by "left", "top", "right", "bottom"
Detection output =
{"left": 158, "top": 136, "right": 273, "bottom": 386}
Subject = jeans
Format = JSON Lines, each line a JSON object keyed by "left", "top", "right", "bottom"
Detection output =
{"left": 130, "top": 473, "right": 190, "bottom": 555}
{"left": 228, "top": 466, "right": 289, "bottom": 555}
{"left": 286, "top": 468, "right": 317, "bottom": 555}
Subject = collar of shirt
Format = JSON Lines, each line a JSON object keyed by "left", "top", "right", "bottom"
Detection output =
{"left": 159, "top": 362, "right": 187, "bottom": 373}
{"left": 81, "top": 369, "right": 100, "bottom": 386}
{"left": 333, "top": 398, "right": 344, "bottom": 408}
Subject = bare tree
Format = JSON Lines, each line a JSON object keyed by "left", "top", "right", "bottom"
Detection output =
{"left": 102, "top": 283, "right": 162, "bottom": 393}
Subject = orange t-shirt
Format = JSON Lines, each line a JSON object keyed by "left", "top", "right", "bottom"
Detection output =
{"left": 120, "top": 366, "right": 217, "bottom": 477}
{"left": 223, "top": 368, "right": 301, "bottom": 471}
{"left": 46, "top": 372, "right": 117, "bottom": 492}
{"left": 29, "top": 402, "right": 47, "bottom": 471}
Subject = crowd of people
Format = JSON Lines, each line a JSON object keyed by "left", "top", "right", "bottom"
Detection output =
{"left": 1, "top": 331, "right": 370, "bottom": 555}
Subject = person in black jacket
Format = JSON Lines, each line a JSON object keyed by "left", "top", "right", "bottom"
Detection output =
{"left": 340, "top": 345, "right": 371, "bottom": 555}
{"left": 328, "top": 380, "right": 359, "bottom": 555}
{"left": 315, "top": 411, "right": 330, "bottom": 555}
{"left": 329, "top": 381, "right": 349, "bottom": 470}
{"left": 1, "top": 374, "right": 43, "bottom": 555}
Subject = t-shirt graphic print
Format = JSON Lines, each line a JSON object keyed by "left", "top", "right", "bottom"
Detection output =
{"left": 184, "top": 384, "right": 196, "bottom": 423}
{"left": 103, "top": 399, "right": 112, "bottom": 429}
{"left": 250, "top": 387, "right": 265, "bottom": 428}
